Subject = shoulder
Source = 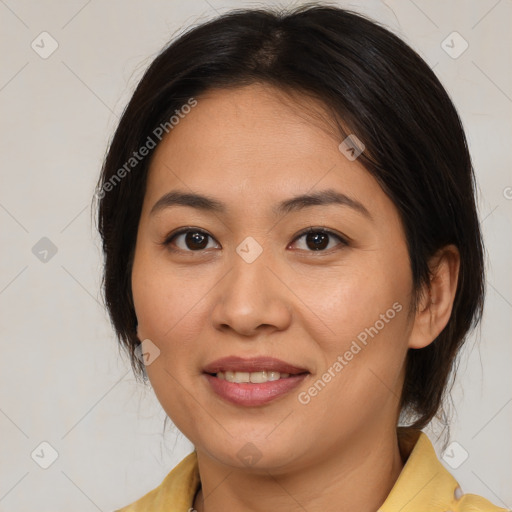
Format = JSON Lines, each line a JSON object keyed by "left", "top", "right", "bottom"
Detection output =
{"left": 379, "top": 429, "right": 508, "bottom": 512}
{"left": 456, "top": 492, "right": 510, "bottom": 512}
{"left": 114, "top": 451, "right": 200, "bottom": 512}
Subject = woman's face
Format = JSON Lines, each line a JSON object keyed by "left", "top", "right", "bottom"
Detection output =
{"left": 131, "top": 83, "right": 416, "bottom": 471}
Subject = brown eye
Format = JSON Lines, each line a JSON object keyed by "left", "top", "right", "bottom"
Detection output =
{"left": 290, "top": 228, "right": 347, "bottom": 252}
{"left": 164, "top": 228, "right": 219, "bottom": 252}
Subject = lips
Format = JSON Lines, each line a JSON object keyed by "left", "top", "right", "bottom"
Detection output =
{"left": 203, "top": 356, "right": 309, "bottom": 375}
{"left": 202, "top": 356, "right": 310, "bottom": 406}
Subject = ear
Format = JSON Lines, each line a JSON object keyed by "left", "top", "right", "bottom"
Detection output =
{"left": 408, "top": 244, "right": 460, "bottom": 349}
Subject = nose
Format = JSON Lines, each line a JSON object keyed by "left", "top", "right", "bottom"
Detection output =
{"left": 210, "top": 244, "right": 293, "bottom": 338}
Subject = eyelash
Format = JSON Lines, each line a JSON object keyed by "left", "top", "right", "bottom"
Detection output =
{"left": 161, "top": 226, "right": 348, "bottom": 254}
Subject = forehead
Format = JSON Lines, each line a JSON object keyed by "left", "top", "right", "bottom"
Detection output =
{"left": 143, "top": 84, "right": 387, "bottom": 218}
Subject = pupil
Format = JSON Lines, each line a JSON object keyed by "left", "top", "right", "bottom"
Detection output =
{"left": 307, "top": 232, "right": 328, "bottom": 250}
{"left": 186, "top": 231, "right": 207, "bottom": 250}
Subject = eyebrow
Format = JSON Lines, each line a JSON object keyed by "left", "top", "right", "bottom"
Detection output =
{"left": 149, "top": 188, "right": 371, "bottom": 219}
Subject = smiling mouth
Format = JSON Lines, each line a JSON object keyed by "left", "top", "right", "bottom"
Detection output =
{"left": 208, "top": 370, "right": 308, "bottom": 383}
{"left": 203, "top": 370, "right": 309, "bottom": 407}
{"left": 202, "top": 356, "right": 310, "bottom": 406}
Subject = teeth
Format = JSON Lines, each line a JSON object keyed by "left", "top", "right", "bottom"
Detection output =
{"left": 216, "top": 371, "right": 292, "bottom": 383}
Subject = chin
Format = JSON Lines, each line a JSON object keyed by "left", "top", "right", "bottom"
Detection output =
{"left": 197, "top": 433, "right": 303, "bottom": 472}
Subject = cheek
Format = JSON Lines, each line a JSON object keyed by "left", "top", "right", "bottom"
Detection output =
{"left": 297, "top": 273, "right": 410, "bottom": 426}
{"left": 302, "top": 257, "right": 411, "bottom": 351}
{"left": 132, "top": 246, "right": 205, "bottom": 342}
{"left": 131, "top": 250, "right": 207, "bottom": 431}
{"left": 130, "top": 246, "right": 216, "bottom": 415}
{"left": 298, "top": 252, "right": 412, "bottom": 417}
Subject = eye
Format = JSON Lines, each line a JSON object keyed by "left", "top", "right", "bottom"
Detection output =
{"left": 162, "top": 228, "right": 220, "bottom": 252}
{"left": 289, "top": 227, "right": 348, "bottom": 252}
{"left": 161, "top": 226, "right": 348, "bottom": 254}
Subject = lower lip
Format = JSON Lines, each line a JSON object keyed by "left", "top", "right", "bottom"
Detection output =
{"left": 204, "top": 373, "right": 308, "bottom": 406}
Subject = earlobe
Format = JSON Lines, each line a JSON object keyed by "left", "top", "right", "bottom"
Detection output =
{"left": 408, "top": 245, "right": 460, "bottom": 349}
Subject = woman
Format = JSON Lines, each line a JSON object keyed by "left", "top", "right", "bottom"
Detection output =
{"left": 96, "top": 4, "right": 507, "bottom": 511}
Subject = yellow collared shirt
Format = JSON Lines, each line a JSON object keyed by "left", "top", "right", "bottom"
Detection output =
{"left": 115, "top": 429, "right": 507, "bottom": 511}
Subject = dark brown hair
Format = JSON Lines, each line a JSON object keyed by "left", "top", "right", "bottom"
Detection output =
{"left": 94, "top": 4, "right": 485, "bottom": 429}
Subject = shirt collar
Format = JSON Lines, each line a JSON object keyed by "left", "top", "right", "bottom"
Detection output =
{"left": 378, "top": 427, "right": 459, "bottom": 511}
{"left": 122, "top": 428, "right": 506, "bottom": 511}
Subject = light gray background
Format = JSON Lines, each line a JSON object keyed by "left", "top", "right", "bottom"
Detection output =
{"left": 0, "top": 0, "right": 511, "bottom": 510}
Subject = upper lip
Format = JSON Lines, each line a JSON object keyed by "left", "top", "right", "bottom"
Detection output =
{"left": 203, "top": 356, "right": 309, "bottom": 375}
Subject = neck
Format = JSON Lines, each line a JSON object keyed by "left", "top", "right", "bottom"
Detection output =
{"left": 193, "top": 426, "right": 405, "bottom": 512}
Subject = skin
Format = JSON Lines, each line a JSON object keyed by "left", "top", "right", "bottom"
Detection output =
{"left": 131, "top": 83, "right": 460, "bottom": 512}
